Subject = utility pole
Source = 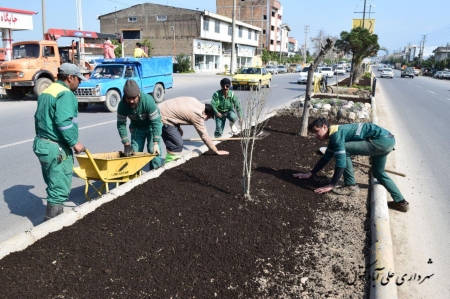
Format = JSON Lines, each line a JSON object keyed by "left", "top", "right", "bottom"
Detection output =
{"left": 362, "top": 0, "right": 367, "bottom": 28}
{"left": 171, "top": 25, "right": 175, "bottom": 59}
{"left": 230, "top": 0, "right": 236, "bottom": 75}
{"left": 75, "top": 0, "right": 85, "bottom": 68}
{"left": 304, "top": 25, "right": 309, "bottom": 64}
{"left": 41, "top": 0, "right": 46, "bottom": 37}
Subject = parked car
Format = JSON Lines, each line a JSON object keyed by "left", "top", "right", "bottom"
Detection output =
{"left": 335, "top": 66, "right": 346, "bottom": 75}
{"left": 414, "top": 68, "right": 421, "bottom": 76}
{"left": 231, "top": 67, "right": 272, "bottom": 90}
{"left": 441, "top": 71, "right": 450, "bottom": 80}
{"left": 380, "top": 68, "right": 394, "bottom": 79}
{"left": 265, "top": 65, "right": 278, "bottom": 75}
{"left": 295, "top": 65, "right": 303, "bottom": 72}
{"left": 346, "top": 67, "right": 351, "bottom": 73}
{"left": 277, "top": 65, "right": 288, "bottom": 73}
{"left": 320, "top": 67, "right": 334, "bottom": 78}
{"left": 434, "top": 71, "right": 444, "bottom": 79}
{"left": 401, "top": 67, "right": 414, "bottom": 78}
{"left": 297, "top": 67, "right": 322, "bottom": 84}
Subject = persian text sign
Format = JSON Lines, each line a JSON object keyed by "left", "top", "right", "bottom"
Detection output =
{"left": 352, "top": 19, "right": 376, "bottom": 34}
{"left": 0, "top": 11, "right": 33, "bottom": 30}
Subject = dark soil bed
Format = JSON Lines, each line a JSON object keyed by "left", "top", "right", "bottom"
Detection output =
{"left": 336, "top": 76, "right": 372, "bottom": 88}
{"left": 0, "top": 115, "right": 371, "bottom": 299}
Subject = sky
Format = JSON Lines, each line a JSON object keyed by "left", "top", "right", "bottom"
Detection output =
{"left": 4, "top": 0, "right": 450, "bottom": 58}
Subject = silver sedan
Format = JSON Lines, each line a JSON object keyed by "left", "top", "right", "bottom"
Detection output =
{"left": 381, "top": 68, "right": 394, "bottom": 79}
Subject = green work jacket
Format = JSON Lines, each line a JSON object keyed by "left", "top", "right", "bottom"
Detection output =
{"left": 34, "top": 80, "right": 79, "bottom": 147}
{"left": 117, "top": 92, "right": 162, "bottom": 144}
{"left": 211, "top": 89, "right": 242, "bottom": 117}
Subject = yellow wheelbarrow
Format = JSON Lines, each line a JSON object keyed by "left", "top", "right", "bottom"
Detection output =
{"left": 73, "top": 149, "right": 156, "bottom": 200}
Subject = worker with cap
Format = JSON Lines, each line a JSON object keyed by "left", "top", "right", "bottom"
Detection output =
{"left": 134, "top": 42, "right": 148, "bottom": 58}
{"left": 117, "top": 79, "right": 162, "bottom": 170}
{"left": 293, "top": 117, "right": 409, "bottom": 213}
{"left": 211, "top": 77, "right": 242, "bottom": 138}
{"left": 33, "top": 63, "right": 86, "bottom": 221}
{"left": 158, "top": 97, "right": 229, "bottom": 163}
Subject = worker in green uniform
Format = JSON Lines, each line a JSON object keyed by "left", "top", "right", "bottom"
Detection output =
{"left": 117, "top": 79, "right": 162, "bottom": 170}
{"left": 293, "top": 117, "right": 410, "bottom": 213}
{"left": 33, "top": 63, "right": 86, "bottom": 221}
{"left": 211, "top": 78, "right": 243, "bottom": 138}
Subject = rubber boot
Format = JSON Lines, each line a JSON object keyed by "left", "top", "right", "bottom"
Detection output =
{"left": 44, "top": 203, "right": 64, "bottom": 222}
{"left": 164, "top": 152, "right": 182, "bottom": 164}
{"left": 230, "top": 122, "right": 238, "bottom": 134}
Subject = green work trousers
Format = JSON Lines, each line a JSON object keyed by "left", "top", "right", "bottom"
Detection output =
{"left": 214, "top": 110, "right": 238, "bottom": 138}
{"left": 130, "top": 127, "right": 162, "bottom": 170}
{"left": 33, "top": 137, "right": 73, "bottom": 205}
{"left": 344, "top": 136, "right": 404, "bottom": 202}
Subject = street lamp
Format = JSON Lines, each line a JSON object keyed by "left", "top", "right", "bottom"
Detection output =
{"left": 171, "top": 25, "right": 175, "bottom": 58}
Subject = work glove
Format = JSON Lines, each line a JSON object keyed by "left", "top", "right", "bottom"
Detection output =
{"left": 153, "top": 143, "right": 160, "bottom": 156}
{"left": 123, "top": 144, "right": 135, "bottom": 157}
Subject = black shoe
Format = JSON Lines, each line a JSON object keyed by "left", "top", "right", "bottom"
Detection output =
{"left": 388, "top": 200, "right": 410, "bottom": 213}
{"left": 44, "top": 204, "right": 64, "bottom": 222}
{"left": 332, "top": 185, "right": 360, "bottom": 196}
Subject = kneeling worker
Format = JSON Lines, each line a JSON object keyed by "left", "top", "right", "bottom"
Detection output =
{"left": 117, "top": 79, "right": 162, "bottom": 170}
{"left": 158, "top": 97, "right": 229, "bottom": 163}
{"left": 293, "top": 117, "right": 409, "bottom": 213}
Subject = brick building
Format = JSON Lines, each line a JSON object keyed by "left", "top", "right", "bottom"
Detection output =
{"left": 216, "top": 0, "right": 291, "bottom": 55}
{"left": 98, "top": 3, "right": 261, "bottom": 72}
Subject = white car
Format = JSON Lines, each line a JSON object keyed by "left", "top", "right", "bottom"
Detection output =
{"left": 335, "top": 66, "right": 346, "bottom": 75}
{"left": 265, "top": 65, "right": 278, "bottom": 75}
{"left": 277, "top": 65, "right": 288, "bottom": 73}
{"left": 380, "top": 68, "right": 394, "bottom": 78}
{"left": 321, "top": 67, "right": 334, "bottom": 78}
{"left": 297, "top": 67, "right": 322, "bottom": 84}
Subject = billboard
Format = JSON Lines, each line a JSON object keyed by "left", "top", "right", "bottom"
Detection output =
{"left": 352, "top": 19, "right": 376, "bottom": 34}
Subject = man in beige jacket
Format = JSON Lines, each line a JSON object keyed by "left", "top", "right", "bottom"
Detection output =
{"left": 158, "top": 97, "right": 229, "bottom": 163}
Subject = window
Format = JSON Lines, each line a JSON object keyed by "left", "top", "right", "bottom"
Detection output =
{"left": 156, "top": 15, "right": 167, "bottom": 21}
{"left": 215, "top": 20, "right": 220, "bottom": 33}
{"left": 272, "top": 11, "right": 275, "bottom": 17}
{"left": 262, "top": 30, "right": 266, "bottom": 34}
{"left": 248, "top": 30, "right": 251, "bottom": 39}
{"left": 238, "top": 27, "right": 242, "bottom": 38}
{"left": 255, "top": 32, "right": 258, "bottom": 41}
{"left": 270, "top": 40, "right": 274, "bottom": 45}
{"left": 228, "top": 26, "right": 232, "bottom": 36}
{"left": 263, "top": 15, "right": 267, "bottom": 20}
{"left": 43, "top": 46, "right": 55, "bottom": 57}
{"left": 203, "top": 19, "right": 209, "bottom": 31}
{"left": 122, "top": 30, "right": 141, "bottom": 40}
{"left": 271, "top": 25, "right": 274, "bottom": 31}
{"left": 128, "top": 16, "right": 137, "bottom": 22}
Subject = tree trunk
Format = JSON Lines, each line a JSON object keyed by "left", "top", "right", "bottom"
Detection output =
{"left": 299, "top": 38, "right": 334, "bottom": 136}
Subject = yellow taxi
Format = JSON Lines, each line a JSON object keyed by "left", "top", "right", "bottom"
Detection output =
{"left": 231, "top": 67, "right": 272, "bottom": 90}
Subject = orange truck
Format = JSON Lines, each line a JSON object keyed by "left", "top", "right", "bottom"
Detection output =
{"left": 0, "top": 28, "right": 118, "bottom": 100}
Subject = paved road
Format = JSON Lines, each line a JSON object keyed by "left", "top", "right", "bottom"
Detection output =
{"left": 0, "top": 72, "right": 349, "bottom": 243}
{"left": 375, "top": 70, "right": 450, "bottom": 297}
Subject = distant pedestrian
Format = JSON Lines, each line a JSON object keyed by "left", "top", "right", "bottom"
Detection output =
{"left": 103, "top": 38, "right": 115, "bottom": 59}
{"left": 293, "top": 117, "right": 410, "bottom": 213}
{"left": 211, "top": 78, "right": 242, "bottom": 138}
{"left": 33, "top": 63, "right": 86, "bottom": 221}
{"left": 158, "top": 97, "right": 229, "bottom": 163}
{"left": 134, "top": 42, "right": 148, "bottom": 58}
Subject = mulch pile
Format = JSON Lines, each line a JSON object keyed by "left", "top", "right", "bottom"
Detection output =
{"left": 0, "top": 115, "right": 370, "bottom": 298}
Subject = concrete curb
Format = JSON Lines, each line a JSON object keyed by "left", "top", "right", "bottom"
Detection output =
{"left": 369, "top": 96, "right": 397, "bottom": 298}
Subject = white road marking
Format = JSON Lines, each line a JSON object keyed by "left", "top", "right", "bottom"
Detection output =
{"left": 0, "top": 120, "right": 116, "bottom": 149}
{"left": 428, "top": 90, "right": 436, "bottom": 94}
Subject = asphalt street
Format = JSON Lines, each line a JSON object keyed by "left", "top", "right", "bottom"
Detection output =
{"left": 0, "top": 71, "right": 349, "bottom": 243}
{"left": 374, "top": 70, "right": 450, "bottom": 297}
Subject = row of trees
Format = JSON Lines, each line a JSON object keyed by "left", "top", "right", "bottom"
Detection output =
{"left": 383, "top": 55, "right": 450, "bottom": 71}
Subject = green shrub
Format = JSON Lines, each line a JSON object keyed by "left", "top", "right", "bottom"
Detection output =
{"left": 363, "top": 72, "right": 371, "bottom": 78}
{"left": 175, "top": 53, "right": 191, "bottom": 72}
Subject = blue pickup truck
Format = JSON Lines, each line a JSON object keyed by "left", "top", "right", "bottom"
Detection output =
{"left": 74, "top": 57, "right": 173, "bottom": 112}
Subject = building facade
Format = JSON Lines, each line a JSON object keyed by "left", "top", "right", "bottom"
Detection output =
{"left": 98, "top": 3, "right": 260, "bottom": 72}
{"left": 432, "top": 46, "right": 450, "bottom": 61}
{"left": 216, "top": 0, "right": 289, "bottom": 55}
